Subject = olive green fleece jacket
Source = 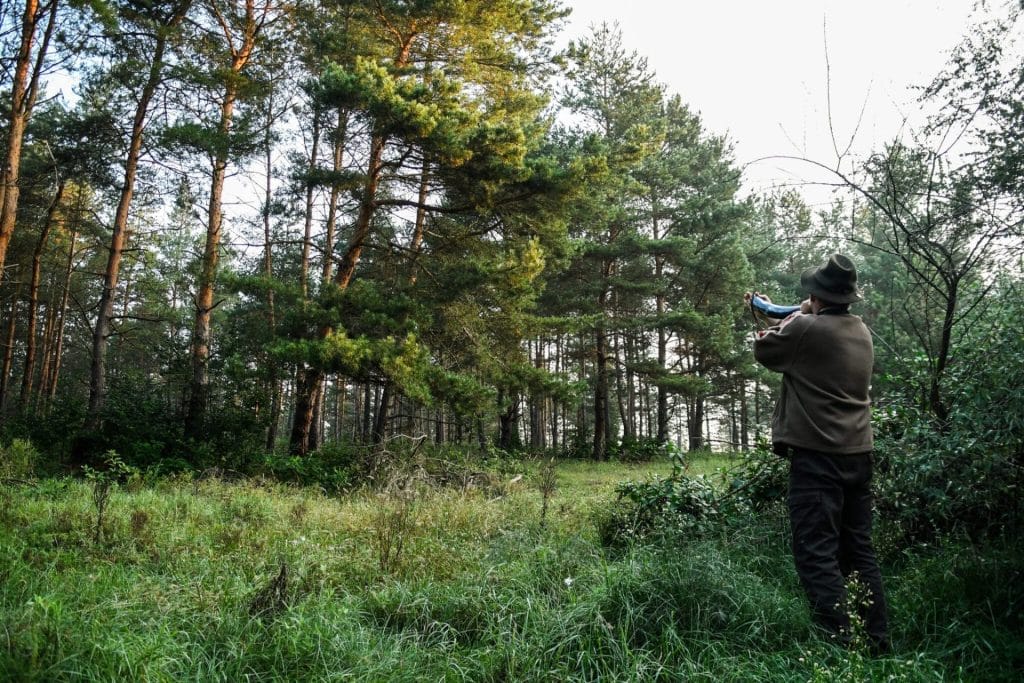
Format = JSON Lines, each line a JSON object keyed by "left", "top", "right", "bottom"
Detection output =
{"left": 753, "top": 310, "right": 874, "bottom": 454}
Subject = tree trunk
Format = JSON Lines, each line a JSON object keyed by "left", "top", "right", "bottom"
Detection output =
{"left": 36, "top": 285, "right": 57, "bottom": 404}
{"left": 622, "top": 333, "right": 630, "bottom": 440}
{"left": 613, "top": 332, "right": 629, "bottom": 440}
{"left": 688, "top": 396, "right": 705, "bottom": 451}
{"left": 435, "top": 406, "right": 445, "bottom": 444}
{"left": 300, "top": 114, "right": 321, "bottom": 298}
{"left": 288, "top": 368, "right": 314, "bottom": 454}
{"left": 89, "top": 24, "right": 175, "bottom": 427}
{"left": 321, "top": 112, "right": 348, "bottom": 284}
{"left": 288, "top": 132, "right": 386, "bottom": 453}
{"left": 497, "top": 389, "right": 520, "bottom": 451}
{"left": 372, "top": 381, "right": 392, "bottom": 444}
{"left": 342, "top": 378, "right": 350, "bottom": 444}
{"left": 0, "top": 0, "right": 56, "bottom": 278}
{"left": 185, "top": 132, "right": 232, "bottom": 435}
{"left": 593, "top": 325, "right": 609, "bottom": 460}
{"left": 185, "top": 0, "right": 264, "bottom": 438}
{"left": 530, "top": 340, "right": 545, "bottom": 449}
{"left": 288, "top": 31, "right": 416, "bottom": 454}
{"left": 362, "top": 381, "right": 372, "bottom": 442}
{"left": 652, "top": 197, "right": 669, "bottom": 443}
{"left": 186, "top": 87, "right": 239, "bottom": 434}
{"left": 656, "top": 332, "right": 669, "bottom": 444}
{"left": 46, "top": 230, "right": 75, "bottom": 402}
{"left": 309, "top": 377, "right": 324, "bottom": 450}
{"left": 297, "top": 114, "right": 349, "bottom": 453}
{"left": 928, "top": 282, "right": 957, "bottom": 425}
{"left": 407, "top": 157, "right": 430, "bottom": 285}
{"left": 551, "top": 335, "right": 561, "bottom": 450}
{"left": 19, "top": 179, "right": 64, "bottom": 410}
{"left": 262, "top": 103, "right": 281, "bottom": 452}
{"left": 0, "top": 282, "right": 23, "bottom": 412}
{"left": 576, "top": 332, "right": 587, "bottom": 450}
{"left": 739, "top": 378, "right": 749, "bottom": 451}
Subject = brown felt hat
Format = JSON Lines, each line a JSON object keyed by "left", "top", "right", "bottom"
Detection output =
{"left": 800, "top": 253, "right": 863, "bottom": 304}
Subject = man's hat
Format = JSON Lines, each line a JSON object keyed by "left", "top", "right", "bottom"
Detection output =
{"left": 800, "top": 253, "right": 863, "bottom": 304}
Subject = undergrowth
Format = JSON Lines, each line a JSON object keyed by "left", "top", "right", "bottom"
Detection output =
{"left": 0, "top": 454, "right": 1020, "bottom": 681}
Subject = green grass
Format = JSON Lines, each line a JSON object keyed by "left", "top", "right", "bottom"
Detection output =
{"left": 1, "top": 457, "right": 1020, "bottom": 681}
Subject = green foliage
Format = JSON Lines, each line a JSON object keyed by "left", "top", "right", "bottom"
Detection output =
{"left": 82, "top": 451, "right": 139, "bottom": 544}
{"left": 0, "top": 398, "right": 87, "bottom": 467}
{"left": 603, "top": 452, "right": 723, "bottom": 544}
{"left": 601, "top": 446, "right": 788, "bottom": 547}
{"left": 258, "top": 442, "right": 362, "bottom": 493}
{"left": 1, "top": 458, "right": 1021, "bottom": 681}
{"left": 726, "top": 443, "right": 789, "bottom": 512}
{"left": 873, "top": 294, "right": 1024, "bottom": 547}
{"left": 607, "top": 436, "right": 676, "bottom": 463}
{"left": 0, "top": 439, "right": 40, "bottom": 479}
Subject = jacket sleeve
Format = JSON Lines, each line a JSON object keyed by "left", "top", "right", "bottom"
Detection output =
{"left": 753, "top": 314, "right": 809, "bottom": 372}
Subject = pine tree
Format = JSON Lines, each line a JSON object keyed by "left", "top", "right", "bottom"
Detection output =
{"left": 85, "top": 0, "right": 195, "bottom": 427}
{"left": 284, "top": 0, "right": 567, "bottom": 454}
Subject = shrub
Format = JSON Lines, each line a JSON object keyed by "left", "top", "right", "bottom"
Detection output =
{"left": 599, "top": 446, "right": 788, "bottom": 547}
{"left": 872, "top": 297, "right": 1024, "bottom": 547}
{"left": 607, "top": 436, "right": 677, "bottom": 463}
{"left": 724, "top": 442, "right": 788, "bottom": 512}
{"left": 0, "top": 439, "right": 40, "bottom": 479}
{"left": 258, "top": 441, "right": 362, "bottom": 492}
{"left": 601, "top": 452, "right": 721, "bottom": 545}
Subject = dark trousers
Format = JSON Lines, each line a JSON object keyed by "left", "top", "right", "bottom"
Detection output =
{"left": 787, "top": 448, "right": 889, "bottom": 649}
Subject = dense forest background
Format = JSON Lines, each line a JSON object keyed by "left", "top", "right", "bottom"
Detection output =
{"left": 0, "top": 0, "right": 1021, "bottom": 477}
{"left": 3, "top": 1, "right": 1024, "bottom": 680}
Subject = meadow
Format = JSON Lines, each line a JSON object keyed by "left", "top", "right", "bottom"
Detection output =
{"left": 1, "top": 453, "right": 1021, "bottom": 681}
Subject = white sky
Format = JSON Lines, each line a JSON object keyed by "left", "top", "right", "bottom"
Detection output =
{"left": 561, "top": 0, "right": 978, "bottom": 206}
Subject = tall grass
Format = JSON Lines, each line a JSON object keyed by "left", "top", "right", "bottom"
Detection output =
{"left": 1, "top": 457, "right": 1020, "bottom": 681}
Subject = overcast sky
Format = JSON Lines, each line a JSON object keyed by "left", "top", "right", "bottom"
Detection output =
{"left": 561, "top": 0, "right": 978, "bottom": 205}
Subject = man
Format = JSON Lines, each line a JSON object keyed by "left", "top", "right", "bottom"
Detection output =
{"left": 748, "top": 253, "right": 890, "bottom": 652}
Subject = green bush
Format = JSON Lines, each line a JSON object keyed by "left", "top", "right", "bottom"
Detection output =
{"left": 603, "top": 452, "right": 720, "bottom": 545}
{"left": 0, "top": 439, "right": 39, "bottom": 479}
{"left": 873, "top": 298, "right": 1024, "bottom": 547}
{"left": 608, "top": 436, "right": 677, "bottom": 463}
{"left": 258, "top": 442, "right": 362, "bottom": 492}
{"left": 724, "top": 443, "right": 788, "bottom": 511}
{"left": 600, "top": 447, "right": 787, "bottom": 546}
{"left": 0, "top": 398, "right": 86, "bottom": 469}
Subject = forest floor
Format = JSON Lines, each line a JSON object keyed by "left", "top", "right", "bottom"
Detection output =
{"left": 1, "top": 453, "right": 1020, "bottom": 681}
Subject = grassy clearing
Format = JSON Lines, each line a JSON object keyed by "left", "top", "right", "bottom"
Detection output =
{"left": 1, "top": 456, "right": 1020, "bottom": 681}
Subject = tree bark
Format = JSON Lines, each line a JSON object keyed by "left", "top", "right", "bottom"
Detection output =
{"left": 593, "top": 325, "right": 609, "bottom": 460}
{"left": 36, "top": 285, "right": 57, "bottom": 403}
{"left": 321, "top": 113, "right": 347, "bottom": 285}
{"left": 89, "top": 7, "right": 187, "bottom": 426}
{"left": 19, "top": 179, "right": 64, "bottom": 410}
{"left": 262, "top": 99, "right": 281, "bottom": 451}
{"left": 46, "top": 230, "right": 75, "bottom": 402}
{"left": 0, "top": 0, "right": 57, "bottom": 278}
{"left": 371, "top": 381, "right": 392, "bottom": 444}
{"left": 361, "top": 380, "right": 372, "bottom": 442}
{"left": 0, "top": 282, "right": 23, "bottom": 412}
{"left": 688, "top": 396, "right": 705, "bottom": 451}
{"left": 739, "top": 378, "right": 749, "bottom": 451}
{"left": 186, "top": 0, "right": 265, "bottom": 436}
{"left": 299, "top": 114, "right": 321, "bottom": 298}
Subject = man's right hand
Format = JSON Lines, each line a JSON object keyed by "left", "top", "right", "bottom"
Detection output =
{"left": 746, "top": 291, "right": 776, "bottom": 327}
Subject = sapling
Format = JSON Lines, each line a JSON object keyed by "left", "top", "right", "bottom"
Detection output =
{"left": 538, "top": 457, "right": 557, "bottom": 527}
{"left": 83, "top": 451, "right": 135, "bottom": 544}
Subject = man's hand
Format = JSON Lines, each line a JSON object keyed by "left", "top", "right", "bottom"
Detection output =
{"left": 745, "top": 291, "right": 776, "bottom": 327}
